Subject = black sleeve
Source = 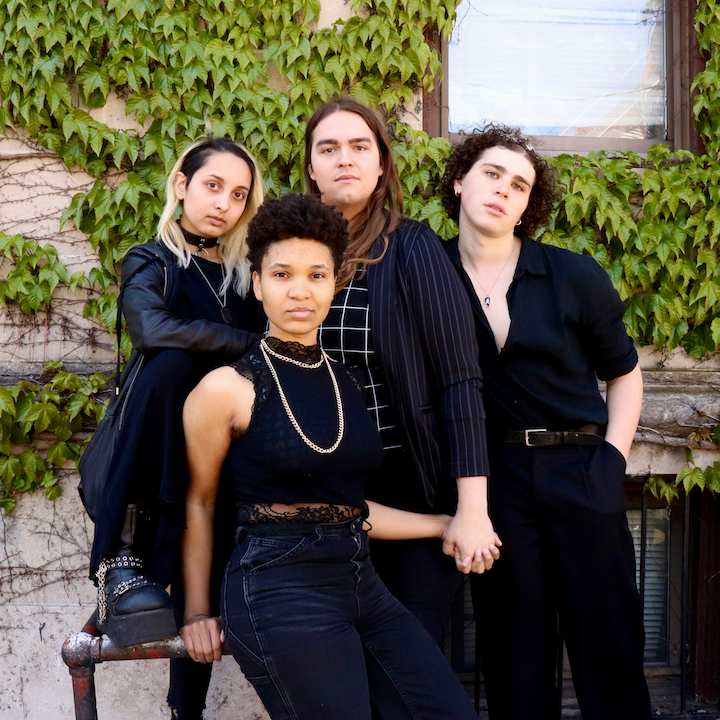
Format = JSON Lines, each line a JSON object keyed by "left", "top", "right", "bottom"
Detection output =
{"left": 401, "top": 223, "right": 490, "bottom": 478}
{"left": 578, "top": 256, "right": 638, "bottom": 381}
{"left": 120, "top": 246, "right": 257, "bottom": 359}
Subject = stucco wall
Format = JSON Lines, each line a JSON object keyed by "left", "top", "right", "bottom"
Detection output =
{"left": 0, "top": 480, "right": 268, "bottom": 720}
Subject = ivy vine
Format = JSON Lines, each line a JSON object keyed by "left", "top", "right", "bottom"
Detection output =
{"left": 0, "top": 361, "right": 107, "bottom": 512}
{"left": 0, "top": 0, "right": 718, "bottom": 508}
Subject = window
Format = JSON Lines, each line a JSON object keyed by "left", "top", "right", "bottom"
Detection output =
{"left": 628, "top": 507, "right": 671, "bottom": 664}
{"left": 433, "top": 0, "right": 703, "bottom": 154}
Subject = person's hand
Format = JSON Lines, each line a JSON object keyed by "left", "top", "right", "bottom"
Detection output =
{"left": 180, "top": 614, "right": 224, "bottom": 663}
{"left": 442, "top": 510, "right": 501, "bottom": 574}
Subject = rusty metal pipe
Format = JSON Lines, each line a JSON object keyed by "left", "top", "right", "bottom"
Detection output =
{"left": 62, "top": 625, "right": 230, "bottom": 720}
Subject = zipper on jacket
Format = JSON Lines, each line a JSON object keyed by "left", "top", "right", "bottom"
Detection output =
{"left": 119, "top": 355, "right": 145, "bottom": 430}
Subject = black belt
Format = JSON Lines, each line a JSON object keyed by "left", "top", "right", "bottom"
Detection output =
{"left": 494, "top": 424, "right": 604, "bottom": 447}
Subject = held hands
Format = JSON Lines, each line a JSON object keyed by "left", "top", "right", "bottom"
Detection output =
{"left": 441, "top": 510, "right": 502, "bottom": 575}
{"left": 180, "top": 614, "right": 224, "bottom": 663}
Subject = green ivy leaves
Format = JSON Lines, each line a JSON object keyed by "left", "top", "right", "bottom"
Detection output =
{"left": 1, "top": 0, "right": 719, "bottom": 509}
{"left": 0, "top": 233, "right": 84, "bottom": 313}
{"left": 0, "top": 362, "right": 108, "bottom": 512}
{"left": 1, "top": 0, "right": 457, "bottom": 511}
{"left": 546, "top": 147, "right": 720, "bottom": 357}
{"left": 694, "top": 1, "right": 720, "bottom": 153}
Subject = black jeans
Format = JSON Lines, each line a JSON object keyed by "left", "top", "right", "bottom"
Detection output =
{"left": 221, "top": 518, "right": 477, "bottom": 720}
{"left": 472, "top": 441, "right": 652, "bottom": 720}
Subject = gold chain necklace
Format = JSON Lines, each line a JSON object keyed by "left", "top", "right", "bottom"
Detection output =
{"left": 260, "top": 339, "right": 345, "bottom": 454}
{"left": 262, "top": 339, "right": 324, "bottom": 369}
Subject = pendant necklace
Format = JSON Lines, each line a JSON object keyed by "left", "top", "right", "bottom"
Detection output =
{"left": 190, "top": 256, "right": 233, "bottom": 324}
{"left": 467, "top": 241, "right": 518, "bottom": 308}
{"left": 260, "top": 338, "right": 344, "bottom": 454}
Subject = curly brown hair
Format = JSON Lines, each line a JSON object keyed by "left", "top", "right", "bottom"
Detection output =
{"left": 439, "top": 124, "right": 561, "bottom": 237}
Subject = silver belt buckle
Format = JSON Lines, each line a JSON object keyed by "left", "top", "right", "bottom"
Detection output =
{"left": 524, "top": 428, "right": 548, "bottom": 447}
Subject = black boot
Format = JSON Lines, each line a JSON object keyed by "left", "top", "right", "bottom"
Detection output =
{"left": 96, "top": 505, "right": 177, "bottom": 646}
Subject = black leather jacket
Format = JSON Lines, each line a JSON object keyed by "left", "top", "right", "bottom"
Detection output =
{"left": 110, "top": 241, "right": 257, "bottom": 409}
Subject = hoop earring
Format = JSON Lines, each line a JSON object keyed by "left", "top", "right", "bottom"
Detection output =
{"left": 455, "top": 189, "right": 460, "bottom": 197}
{"left": 516, "top": 219, "right": 522, "bottom": 226}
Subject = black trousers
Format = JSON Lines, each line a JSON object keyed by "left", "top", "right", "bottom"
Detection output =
{"left": 365, "top": 447, "right": 463, "bottom": 645}
{"left": 471, "top": 441, "right": 651, "bottom": 720}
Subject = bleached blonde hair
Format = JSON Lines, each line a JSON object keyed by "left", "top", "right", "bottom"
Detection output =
{"left": 157, "top": 138, "right": 264, "bottom": 297}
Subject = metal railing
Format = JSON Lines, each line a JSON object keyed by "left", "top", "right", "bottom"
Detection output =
{"left": 61, "top": 614, "right": 230, "bottom": 720}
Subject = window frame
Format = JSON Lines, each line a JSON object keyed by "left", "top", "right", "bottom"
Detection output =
{"left": 425, "top": 1, "right": 704, "bottom": 155}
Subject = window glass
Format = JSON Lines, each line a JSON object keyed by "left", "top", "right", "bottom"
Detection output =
{"left": 448, "top": 1, "right": 665, "bottom": 140}
{"left": 628, "top": 507, "right": 671, "bottom": 665}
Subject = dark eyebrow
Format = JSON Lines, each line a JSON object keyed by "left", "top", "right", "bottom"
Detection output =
{"left": 267, "top": 262, "right": 331, "bottom": 270}
{"left": 482, "top": 163, "right": 532, "bottom": 188}
{"left": 202, "top": 173, "right": 250, "bottom": 192}
{"left": 315, "top": 137, "right": 373, "bottom": 146}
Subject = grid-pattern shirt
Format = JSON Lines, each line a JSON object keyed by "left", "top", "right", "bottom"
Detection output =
{"left": 319, "top": 270, "right": 404, "bottom": 451}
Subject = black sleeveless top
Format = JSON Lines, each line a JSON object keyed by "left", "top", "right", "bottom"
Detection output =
{"left": 225, "top": 338, "right": 385, "bottom": 510}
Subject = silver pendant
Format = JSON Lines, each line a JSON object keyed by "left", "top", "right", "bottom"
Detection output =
{"left": 221, "top": 307, "right": 233, "bottom": 324}
{"left": 484, "top": 296, "right": 491, "bottom": 307}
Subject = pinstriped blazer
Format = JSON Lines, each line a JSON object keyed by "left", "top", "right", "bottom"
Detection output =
{"left": 366, "top": 218, "right": 490, "bottom": 510}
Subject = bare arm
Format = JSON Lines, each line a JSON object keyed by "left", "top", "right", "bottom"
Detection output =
{"left": 365, "top": 500, "right": 450, "bottom": 540}
{"left": 180, "top": 367, "right": 253, "bottom": 663}
{"left": 604, "top": 364, "right": 643, "bottom": 460}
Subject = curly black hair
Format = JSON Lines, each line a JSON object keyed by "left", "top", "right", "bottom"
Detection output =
{"left": 246, "top": 193, "right": 349, "bottom": 275}
{"left": 439, "top": 123, "right": 561, "bottom": 237}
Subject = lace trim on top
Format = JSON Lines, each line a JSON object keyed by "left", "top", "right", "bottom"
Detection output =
{"left": 264, "top": 336, "right": 322, "bottom": 364}
{"left": 237, "top": 502, "right": 365, "bottom": 524}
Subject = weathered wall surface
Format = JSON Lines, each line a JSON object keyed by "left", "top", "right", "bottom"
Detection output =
{"left": 0, "top": 0, "right": 354, "bottom": 715}
{"left": 0, "top": 474, "right": 268, "bottom": 719}
{"left": 631, "top": 347, "right": 720, "bottom": 476}
{"left": 0, "top": 131, "right": 116, "bottom": 380}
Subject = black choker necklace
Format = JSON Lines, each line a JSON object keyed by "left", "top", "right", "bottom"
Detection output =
{"left": 264, "top": 336, "right": 323, "bottom": 365}
{"left": 180, "top": 226, "right": 219, "bottom": 251}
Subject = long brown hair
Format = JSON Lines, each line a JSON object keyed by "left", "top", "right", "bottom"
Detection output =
{"left": 304, "top": 98, "right": 403, "bottom": 289}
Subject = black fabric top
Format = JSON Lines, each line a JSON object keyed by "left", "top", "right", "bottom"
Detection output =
{"left": 445, "top": 236, "right": 638, "bottom": 432}
{"left": 90, "top": 247, "right": 259, "bottom": 582}
{"left": 319, "top": 269, "right": 404, "bottom": 451}
{"left": 225, "top": 339, "right": 384, "bottom": 508}
{"left": 172, "top": 256, "right": 256, "bottom": 371}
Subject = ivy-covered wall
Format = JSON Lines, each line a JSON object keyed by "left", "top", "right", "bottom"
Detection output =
{"left": 1, "top": 0, "right": 719, "bottom": 510}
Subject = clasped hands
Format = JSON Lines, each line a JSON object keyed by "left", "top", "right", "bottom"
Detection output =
{"left": 441, "top": 511, "right": 502, "bottom": 575}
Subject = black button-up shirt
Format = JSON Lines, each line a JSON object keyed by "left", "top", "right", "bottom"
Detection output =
{"left": 445, "top": 236, "right": 638, "bottom": 432}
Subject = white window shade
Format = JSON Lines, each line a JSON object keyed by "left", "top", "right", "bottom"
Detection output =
{"left": 448, "top": 0, "right": 666, "bottom": 141}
